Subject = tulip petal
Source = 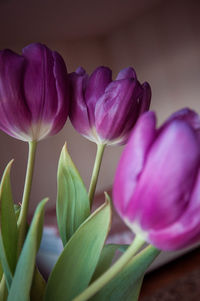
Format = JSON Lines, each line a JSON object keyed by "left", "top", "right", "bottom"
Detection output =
{"left": 85, "top": 67, "right": 112, "bottom": 126}
{"left": 48, "top": 51, "right": 69, "bottom": 136}
{"left": 75, "top": 67, "right": 85, "bottom": 76}
{"left": 69, "top": 71, "right": 92, "bottom": 139}
{"left": 0, "top": 49, "right": 31, "bottom": 140}
{"left": 113, "top": 111, "right": 156, "bottom": 215}
{"left": 23, "top": 44, "right": 56, "bottom": 120}
{"left": 95, "top": 79, "right": 143, "bottom": 144}
{"left": 127, "top": 120, "right": 200, "bottom": 230}
{"left": 21, "top": 44, "right": 69, "bottom": 140}
{"left": 166, "top": 108, "right": 200, "bottom": 130}
{"left": 149, "top": 168, "right": 200, "bottom": 250}
{"left": 138, "top": 82, "right": 151, "bottom": 114}
{"left": 116, "top": 67, "right": 137, "bottom": 80}
{"left": 163, "top": 108, "right": 200, "bottom": 144}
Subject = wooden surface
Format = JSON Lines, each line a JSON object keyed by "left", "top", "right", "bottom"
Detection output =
{"left": 140, "top": 246, "right": 200, "bottom": 300}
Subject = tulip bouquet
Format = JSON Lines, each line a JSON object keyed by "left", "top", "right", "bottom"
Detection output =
{"left": 0, "top": 43, "right": 200, "bottom": 301}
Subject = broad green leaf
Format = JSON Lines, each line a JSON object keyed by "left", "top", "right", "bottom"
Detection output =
{"left": 91, "top": 245, "right": 160, "bottom": 301}
{"left": 57, "top": 144, "right": 90, "bottom": 246}
{"left": 0, "top": 238, "right": 13, "bottom": 288}
{"left": 44, "top": 196, "right": 111, "bottom": 301}
{"left": 91, "top": 244, "right": 128, "bottom": 282}
{"left": 7, "top": 198, "right": 48, "bottom": 301}
{"left": 0, "top": 160, "right": 18, "bottom": 287}
{"left": 125, "top": 277, "right": 144, "bottom": 301}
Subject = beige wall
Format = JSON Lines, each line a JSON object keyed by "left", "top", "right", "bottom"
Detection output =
{"left": 1, "top": 0, "right": 200, "bottom": 211}
{"left": 107, "top": 0, "right": 200, "bottom": 123}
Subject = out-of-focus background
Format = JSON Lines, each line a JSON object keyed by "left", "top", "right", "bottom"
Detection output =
{"left": 0, "top": 0, "right": 200, "bottom": 212}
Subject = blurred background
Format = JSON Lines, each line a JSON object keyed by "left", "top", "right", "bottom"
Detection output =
{"left": 0, "top": 0, "right": 200, "bottom": 213}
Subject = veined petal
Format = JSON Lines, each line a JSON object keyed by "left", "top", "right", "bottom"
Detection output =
{"left": 113, "top": 112, "right": 156, "bottom": 215}
{"left": 22, "top": 43, "right": 69, "bottom": 140}
{"left": 126, "top": 120, "right": 200, "bottom": 230}
{"left": 116, "top": 67, "right": 137, "bottom": 80}
{"left": 69, "top": 71, "right": 91, "bottom": 138}
{"left": 23, "top": 44, "right": 58, "bottom": 122}
{"left": 85, "top": 66, "right": 112, "bottom": 125}
{"left": 0, "top": 49, "right": 31, "bottom": 139}
{"left": 48, "top": 51, "right": 69, "bottom": 136}
{"left": 95, "top": 78, "right": 142, "bottom": 143}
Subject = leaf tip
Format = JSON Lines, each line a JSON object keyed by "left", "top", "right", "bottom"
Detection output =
{"left": 104, "top": 191, "right": 111, "bottom": 204}
{"left": 5, "top": 159, "right": 14, "bottom": 173}
{"left": 42, "top": 197, "right": 49, "bottom": 205}
{"left": 104, "top": 192, "right": 112, "bottom": 232}
{"left": 62, "top": 142, "right": 68, "bottom": 153}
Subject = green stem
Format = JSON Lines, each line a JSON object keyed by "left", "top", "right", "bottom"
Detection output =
{"left": 17, "top": 141, "right": 37, "bottom": 253}
{"left": 73, "top": 236, "right": 145, "bottom": 301}
{"left": 88, "top": 143, "right": 106, "bottom": 208}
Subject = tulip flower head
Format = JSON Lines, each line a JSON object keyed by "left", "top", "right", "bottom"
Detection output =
{"left": 113, "top": 109, "right": 200, "bottom": 250}
{"left": 69, "top": 66, "right": 151, "bottom": 145}
{"left": 0, "top": 43, "right": 69, "bottom": 141}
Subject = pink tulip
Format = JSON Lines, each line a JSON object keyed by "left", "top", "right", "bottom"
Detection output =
{"left": 113, "top": 109, "right": 200, "bottom": 250}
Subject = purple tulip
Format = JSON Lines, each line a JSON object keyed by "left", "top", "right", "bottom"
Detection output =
{"left": 69, "top": 66, "right": 151, "bottom": 145}
{"left": 0, "top": 43, "right": 69, "bottom": 141}
{"left": 113, "top": 108, "right": 200, "bottom": 250}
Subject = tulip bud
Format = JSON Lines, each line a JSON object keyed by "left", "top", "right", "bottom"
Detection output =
{"left": 113, "top": 109, "right": 200, "bottom": 250}
{"left": 0, "top": 43, "right": 69, "bottom": 141}
{"left": 69, "top": 66, "right": 151, "bottom": 145}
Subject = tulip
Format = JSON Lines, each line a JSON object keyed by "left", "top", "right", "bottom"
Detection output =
{"left": 0, "top": 43, "right": 69, "bottom": 142}
{"left": 113, "top": 108, "right": 200, "bottom": 250}
{"left": 69, "top": 66, "right": 151, "bottom": 145}
{"left": 0, "top": 43, "right": 69, "bottom": 249}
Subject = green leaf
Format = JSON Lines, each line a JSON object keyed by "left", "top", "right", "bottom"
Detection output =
{"left": 30, "top": 266, "right": 46, "bottom": 301}
{"left": 91, "top": 244, "right": 128, "bottom": 282}
{"left": 7, "top": 198, "right": 48, "bottom": 301}
{"left": 0, "top": 276, "right": 8, "bottom": 301}
{"left": 44, "top": 195, "right": 111, "bottom": 301}
{"left": 0, "top": 238, "right": 13, "bottom": 289}
{"left": 57, "top": 143, "right": 90, "bottom": 246}
{"left": 0, "top": 261, "right": 3, "bottom": 282}
{"left": 0, "top": 160, "right": 18, "bottom": 287}
{"left": 90, "top": 245, "right": 160, "bottom": 301}
{"left": 125, "top": 277, "right": 144, "bottom": 301}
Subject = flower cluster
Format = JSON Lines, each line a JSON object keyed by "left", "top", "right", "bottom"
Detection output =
{"left": 0, "top": 43, "right": 150, "bottom": 145}
{"left": 1, "top": 42, "right": 200, "bottom": 300}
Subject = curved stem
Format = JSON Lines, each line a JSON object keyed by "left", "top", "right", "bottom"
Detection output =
{"left": 73, "top": 236, "right": 145, "bottom": 301}
{"left": 88, "top": 143, "right": 106, "bottom": 208}
{"left": 17, "top": 141, "right": 37, "bottom": 253}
